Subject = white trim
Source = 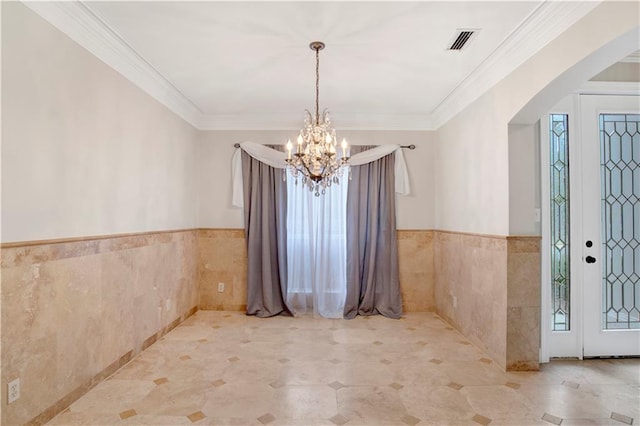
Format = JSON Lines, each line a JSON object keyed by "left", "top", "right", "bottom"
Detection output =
{"left": 22, "top": 0, "right": 599, "bottom": 131}
{"left": 22, "top": 1, "right": 202, "bottom": 128}
{"left": 430, "top": 1, "right": 600, "bottom": 129}
{"left": 541, "top": 95, "right": 584, "bottom": 360}
{"left": 195, "top": 113, "right": 434, "bottom": 131}
{"left": 570, "top": 93, "right": 585, "bottom": 360}
{"left": 540, "top": 115, "right": 551, "bottom": 363}
{"left": 577, "top": 82, "right": 640, "bottom": 95}
{"left": 619, "top": 50, "right": 640, "bottom": 63}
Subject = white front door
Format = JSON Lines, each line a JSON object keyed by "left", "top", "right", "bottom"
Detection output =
{"left": 581, "top": 94, "right": 640, "bottom": 357}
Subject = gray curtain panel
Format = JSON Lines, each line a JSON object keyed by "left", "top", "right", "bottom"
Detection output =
{"left": 344, "top": 145, "right": 403, "bottom": 319}
{"left": 241, "top": 150, "right": 293, "bottom": 317}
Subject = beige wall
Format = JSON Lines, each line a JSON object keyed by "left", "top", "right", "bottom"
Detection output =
{"left": 436, "top": 1, "right": 639, "bottom": 236}
{"left": 1, "top": 3, "right": 198, "bottom": 244}
{"left": 508, "top": 123, "right": 541, "bottom": 236}
{"left": 1, "top": 4, "right": 200, "bottom": 424}
{"left": 591, "top": 61, "right": 640, "bottom": 82}
{"left": 1, "top": 231, "right": 199, "bottom": 425}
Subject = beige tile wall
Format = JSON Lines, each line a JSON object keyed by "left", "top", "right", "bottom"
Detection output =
{"left": 197, "top": 229, "right": 436, "bottom": 313}
{"left": 197, "top": 229, "right": 248, "bottom": 311}
{"left": 397, "top": 230, "right": 435, "bottom": 312}
{"left": 434, "top": 231, "right": 509, "bottom": 369}
{"left": 433, "top": 231, "right": 541, "bottom": 371}
{"left": 197, "top": 228, "right": 542, "bottom": 371}
{"left": 1, "top": 230, "right": 199, "bottom": 425}
{"left": 1, "top": 227, "right": 539, "bottom": 424}
{"left": 506, "top": 237, "right": 541, "bottom": 371}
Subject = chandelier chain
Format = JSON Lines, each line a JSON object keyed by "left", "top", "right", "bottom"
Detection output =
{"left": 315, "top": 45, "right": 320, "bottom": 126}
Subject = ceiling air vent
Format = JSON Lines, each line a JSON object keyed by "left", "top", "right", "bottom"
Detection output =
{"left": 448, "top": 29, "right": 477, "bottom": 51}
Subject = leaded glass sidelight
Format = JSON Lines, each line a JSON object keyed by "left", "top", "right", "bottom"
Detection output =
{"left": 600, "top": 114, "right": 640, "bottom": 330}
{"left": 550, "top": 114, "right": 570, "bottom": 331}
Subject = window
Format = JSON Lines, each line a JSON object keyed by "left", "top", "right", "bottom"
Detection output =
{"left": 549, "top": 114, "right": 570, "bottom": 331}
{"left": 285, "top": 170, "right": 348, "bottom": 318}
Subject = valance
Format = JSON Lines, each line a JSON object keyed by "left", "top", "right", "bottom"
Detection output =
{"left": 231, "top": 141, "right": 411, "bottom": 208}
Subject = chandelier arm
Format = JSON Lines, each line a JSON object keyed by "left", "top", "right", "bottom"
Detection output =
{"left": 301, "top": 158, "right": 321, "bottom": 181}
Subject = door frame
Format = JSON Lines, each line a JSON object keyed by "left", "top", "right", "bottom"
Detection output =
{"left": 539, "top": 82, "right": 640, "bottom": 363}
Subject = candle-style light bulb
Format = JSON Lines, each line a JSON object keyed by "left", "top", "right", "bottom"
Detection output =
{"left": 286, "top": 139, "right": 292, "bottom": 160}
{"left": 297, "top": 134, "right": 303, "bottom": 154}
{"left": 341, "top": 138, "right": 348, "bottom": 157}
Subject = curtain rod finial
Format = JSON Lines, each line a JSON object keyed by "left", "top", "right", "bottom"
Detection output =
{"left": 234, "top": 143, "right": 240, "bottom": 148}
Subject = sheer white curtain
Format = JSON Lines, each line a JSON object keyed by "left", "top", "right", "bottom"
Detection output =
{"left": 286, "top": 170, "right": 348, "bottom": 318}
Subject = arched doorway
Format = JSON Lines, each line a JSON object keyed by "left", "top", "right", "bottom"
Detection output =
{"left": 508, "top": 27, "right": 639, "bottom": 363}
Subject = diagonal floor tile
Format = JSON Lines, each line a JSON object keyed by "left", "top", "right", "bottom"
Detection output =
{"left": 45, "top": 312, "right": 640, "bottom": 426}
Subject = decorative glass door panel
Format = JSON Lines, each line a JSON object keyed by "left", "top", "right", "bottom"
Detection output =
{"left": 600, "top": 113, "right": 640, "bottom": 330}
{"left": 582, "top": 95, "right": 640, "bottom": 357}
{"left": 550, "top": 114, "right": 571, "bottom": 332}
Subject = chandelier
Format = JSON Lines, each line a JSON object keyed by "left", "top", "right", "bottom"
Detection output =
{"left": 285, "top": 41, "right": 349, "bottom": 196}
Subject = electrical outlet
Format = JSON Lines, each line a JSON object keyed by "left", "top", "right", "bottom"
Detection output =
{"left": 8, "top": 378, "right": 20, "bottom": 404}
{"left": 217, "top": 282, "right": 225, "bottom": 293}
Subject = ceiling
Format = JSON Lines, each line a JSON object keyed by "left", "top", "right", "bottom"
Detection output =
{"left": 27, "top": 1, "right": 602, "bottom": 130}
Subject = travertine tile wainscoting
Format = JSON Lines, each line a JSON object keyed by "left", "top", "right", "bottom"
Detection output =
{"left": 2, "top": 228, "right": 539, "bottom": 424}
{"left": 197, "top": 229, "right": 248, "bottom": 311}
{"left": 1, "top": 231, "right": 199, "bottom": 425}
{"left": 507, "top": 237, "right": 542, "bottom": 371}
{"left": 435, "top": 231, "right": 541, "bottom": 371}
{"left": 198, "top": 228, "right": 541, "bottom": 371}
{"left": 197, "top": 229, "right": 436, "bottom": 313}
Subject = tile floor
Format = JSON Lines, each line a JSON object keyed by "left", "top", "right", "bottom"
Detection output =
{"left": 49, "top": 311, "right": 640, "bottom": 425}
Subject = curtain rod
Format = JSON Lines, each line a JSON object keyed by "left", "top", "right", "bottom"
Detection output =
{"left": 233, "top": 143, "right": 415, "bottom": 150}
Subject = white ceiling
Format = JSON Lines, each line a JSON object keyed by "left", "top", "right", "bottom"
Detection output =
{"left": 26, "top": 1, "right": 601, "bottom": 130}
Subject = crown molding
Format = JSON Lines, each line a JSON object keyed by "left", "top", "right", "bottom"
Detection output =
{"left": 619, "top": 51, "right": 640, "bottom": 64}
{"left": 22, "top": 1, "right": 202, "bottom": 128}
{"left": 577, "top": 81, "right": 640, "bottom": 95}
{"left": 195, "top": 114, "right": 299, "bottom": 131}
{"left": 23, "top": 1, "right": 433, "bottom": 131}
{"left": 429, "top": 1, "right": 600, "bottom": 129}
{"left": 195, "top": 113, "right": 434, "bottom": 131}
{"left": 23, "top": 0, "right": 600, "bottom": 132}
